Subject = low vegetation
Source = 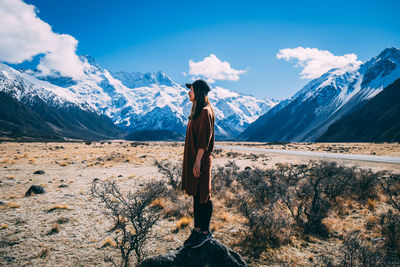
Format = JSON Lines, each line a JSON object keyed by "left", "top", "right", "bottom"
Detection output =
{"left": 91, "top": 179, "right": 167, "bottom": 266}
{"left": 91, "top": 156, "right": 400, "bottom": 266}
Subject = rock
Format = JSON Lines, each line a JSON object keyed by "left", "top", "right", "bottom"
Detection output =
{"left": 138, "top": 238, "right": 248, "bottom": 267}
{"left": 244, "top": 166, "right": 251, "bottom": 170}
{"left": 25, "top": 185, "right": 45, "bottom": 196}
{"left": 33, "top": 170, "right": 45, "bottom": 175}
{"left": 58, "top": 184, "right": 69, "bottom": 188}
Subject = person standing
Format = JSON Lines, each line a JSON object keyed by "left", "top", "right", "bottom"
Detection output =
{"left": 181, "top": 79, "right": 215, "bottom": 248}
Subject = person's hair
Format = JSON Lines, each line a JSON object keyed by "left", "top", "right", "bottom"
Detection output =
{"left": 188, "top": 85, "right": 214, "bottom": 120}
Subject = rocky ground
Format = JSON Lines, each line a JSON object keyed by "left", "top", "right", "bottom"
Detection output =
{"left": 0, "top": 141, "right": 399, "bottom": 266}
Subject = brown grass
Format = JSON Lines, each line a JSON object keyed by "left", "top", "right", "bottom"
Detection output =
{"left": 0, "top": 158, "right": 9, "bottom": 163}
{"left": 345, "top": 197, "right": 356, "bottom": 210}
{"left": 36, "top": 247, "right": 51, "bottom": 258}
{"left": 365, "top": 215, "right": 379, "bottom": 231}
{"left": 46, "top": 204, "right": 73, "bottom": 212}
{"left": 219, "top": 211, "right": 230, "bottom": 222}
{"left": 0, "top": 202, "right": 21, "bottom": 210}
{"left": 367, "top": 198, "right": 377, "bottom": 211}
{"left": 210, "top": 220, "right": 225, "bottom": 232}
{"left": 151, "top": 198, "right": 166, "bottom": 209}
{"left": 176, "top": 217, "right": 191, "bottom": 230}
{"left": 101, "top": 237, "right": 117, "bottom": 248}
{"left": 47, "top": 223, "right": 61, "bottom": 235}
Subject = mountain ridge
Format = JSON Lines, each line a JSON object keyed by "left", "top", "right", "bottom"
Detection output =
{"left": 238, "top": 47, "right": 400, "bottom": 142}
{"left": 1, "top": 55, "right": 277, "bottom": 140}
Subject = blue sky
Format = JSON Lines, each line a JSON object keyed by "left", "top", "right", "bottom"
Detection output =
{"left": 9, "top": 0, "right": 400, "bottom": 99}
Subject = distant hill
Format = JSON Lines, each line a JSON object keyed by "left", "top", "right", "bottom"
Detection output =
{"left": 318, "top": 78, "right": 400, "bottom": 142}
{"left": 125, "top": 129, "right": 185, "bottom": 141}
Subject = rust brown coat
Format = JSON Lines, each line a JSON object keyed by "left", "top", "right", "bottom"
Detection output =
{"left": 181, "top": 104, "right": 215, "bottom": 204}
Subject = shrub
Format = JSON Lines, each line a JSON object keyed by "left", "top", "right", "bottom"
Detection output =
{"left": 338, "top": 232, "right": 385, "bottom": 267}
{"left": 130, "top": 142, "right": 149, "bottom": 147}
{"left": 228, "top": 164, "right": 291, "bottom": 259}
{"left": 274, "top": 161, "right": 332, "bottom": 237}
{"left": 379, "top": 173, "right": 400, "bottom": 212}
{"left": 91, "top": 179, "right": 167, "bottom": 266}
{"left": 234, "top": 193, "right": 289, "bottom": 255}
{"left": 162, "top": 194, "right": 192, "bottom": 219}
{"left": 212, "top": 160, "right": 239, "bottom": 196}
{"left": 348, "top": 168, "right": 380, "bottom": 202}
{"left": 236, "top": 167, "right": 276, "bottom": 205}
{"left": 275, "top": 161, "right": 377, "bottom": 237}
{"left": 376, "top": 173, "right": 400, "bottom": 264}
{"left": 380, "top": 209, "right": 400, "bottom": 262}
{"left": 154, "top": 160, "right": 181, "bottom": 191}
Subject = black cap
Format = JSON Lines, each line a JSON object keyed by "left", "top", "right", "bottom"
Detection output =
{"left": 185, "top": 79, "right": 211, "bottom": 93}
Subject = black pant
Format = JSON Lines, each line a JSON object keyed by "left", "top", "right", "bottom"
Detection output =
{"left": 193, "top": 186, "right": 213, "bottom": 232}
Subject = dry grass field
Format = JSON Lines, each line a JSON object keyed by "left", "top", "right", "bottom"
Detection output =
{"left": 0, "top": 141, "right": 399, "bottom": 266}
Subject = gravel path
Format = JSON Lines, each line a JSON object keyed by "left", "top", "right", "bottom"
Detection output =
{"left": 216, "top": 145, "right": 400, "bottom": 164}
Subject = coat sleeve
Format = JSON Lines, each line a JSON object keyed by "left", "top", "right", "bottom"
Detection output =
{"left": 197, "top": 109, "right": 212, "bottom": 151}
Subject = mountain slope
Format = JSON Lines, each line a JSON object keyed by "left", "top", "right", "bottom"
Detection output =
{"left": 317, "top": 78, "right": 400, "bottom": 142}
{"left": 0, "top": 63, "right": 126, "bottom": 141}
{"left": 0, "top": 91, "right": 60, "bottom": 140}
{"left": 239, "top": 47, "right": 400, "bottom": 142}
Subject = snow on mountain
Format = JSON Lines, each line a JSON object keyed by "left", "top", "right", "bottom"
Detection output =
{"left": 208, "top": 86, "right": 277, "bottom": 137}
{"left": 69, "top": 55, "right": 278, "bottom": 139}
{"left": 240, "top": 47, "right": 400, "bottom": 142}
{"left": 0, "top": 63, "right": 89, "bottom": 109}
{"left": 0, "top": 62, "right": 126, "bottom": 141}
{"left": 2, "top": 55, "right": 277, "bottom": 139}
{"left": 111, "top": 70, "right": 178, "bottom": 88}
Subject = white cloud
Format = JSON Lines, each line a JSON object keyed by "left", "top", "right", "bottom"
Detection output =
{"left": 188, "top": 54, "right": 247, "bottom": 83}
{"left": 0, "top": 0, "right": 85, "bottom": 80}
{"left": 276, "top": 47, "right": 362, "bottom": 79}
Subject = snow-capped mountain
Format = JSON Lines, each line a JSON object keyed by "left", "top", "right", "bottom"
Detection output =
{"left": 0, "top": 63, "right": 88, "bottom": 109}
{"left": 239, "top": 47, "right": 400, "bottom": 142}
{"left": 1, "top": 55, "right": 277, "bottom": 140}
{"left": 0, "top": 63, "right": 126, "bottom": 141}
{"left": 111, "top": 70, "right": 178, "bottom": 88}
{"left": 47, "top": 55, "right": 278, "bottom": 139}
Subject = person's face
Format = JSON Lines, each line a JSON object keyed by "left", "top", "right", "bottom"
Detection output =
{"left": 188, "top": 85, "right": 195, "bottom": 102}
